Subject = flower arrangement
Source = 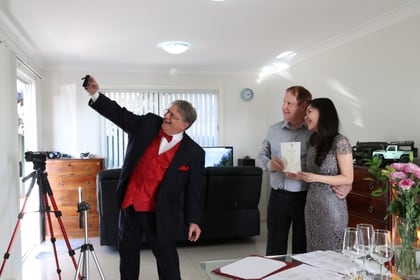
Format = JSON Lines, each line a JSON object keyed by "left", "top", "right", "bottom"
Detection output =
{"left": 367, "top": 156, "right": 420, "bottom": 219}
{"left": 366, "top": 156, "right": 420, "bottom": 277}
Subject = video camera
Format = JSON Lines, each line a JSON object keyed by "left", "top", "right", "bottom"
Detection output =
{"left": 24, "top": 151, "right": 47, "bottom": 163}
{"left": 24, "top": 151, "right": 62, "bottom": 163}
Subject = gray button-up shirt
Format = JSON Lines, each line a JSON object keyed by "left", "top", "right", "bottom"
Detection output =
{"left": 256, "top": 120, "right": 312, "bottom": 192}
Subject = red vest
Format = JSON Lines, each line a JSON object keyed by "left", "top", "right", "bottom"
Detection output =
{"left": 121, "top": 135, "right": 181, "bottom": 211}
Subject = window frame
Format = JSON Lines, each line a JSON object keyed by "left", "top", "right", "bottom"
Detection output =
{"left": 101, "top": 88, "right": 219, "bottom": 168}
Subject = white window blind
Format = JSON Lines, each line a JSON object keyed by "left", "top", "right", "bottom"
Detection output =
{"left": 103, "top": 89, "right": 219, "bottom": 168}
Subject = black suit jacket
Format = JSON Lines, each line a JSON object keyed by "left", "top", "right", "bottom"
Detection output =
{"left": 89, "top": 93, "right": 205, "bottom": 237}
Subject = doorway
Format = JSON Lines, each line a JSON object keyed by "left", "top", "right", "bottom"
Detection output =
{"left": 17, "top": 71, "right": 41, "bottom": 260}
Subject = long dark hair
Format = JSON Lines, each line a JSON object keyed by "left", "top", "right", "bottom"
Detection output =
{"left": 308, "top": 98, "right": 340, "bottom": 166}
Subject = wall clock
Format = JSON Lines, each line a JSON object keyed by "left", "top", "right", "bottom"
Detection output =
{"left": 240, "top": 88, "right": 254, "bottom": 101}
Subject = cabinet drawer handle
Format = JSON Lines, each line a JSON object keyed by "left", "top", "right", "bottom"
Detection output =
{"left": 368, "top": 206, "right": 374, "bottom": 214}
{"left": 368, "top": 183, "right": 375, "bottom": 190}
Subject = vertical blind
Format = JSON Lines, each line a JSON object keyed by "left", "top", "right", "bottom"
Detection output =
{"left": 103, "top": 89, "right": 219, "bottom": 168}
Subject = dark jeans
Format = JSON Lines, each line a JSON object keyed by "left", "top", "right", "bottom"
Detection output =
{"left": 266, "top": 189, "right": 307, "bottom": 255}
{"left": 118, "top": 206, "right": 181, "bottom": 280}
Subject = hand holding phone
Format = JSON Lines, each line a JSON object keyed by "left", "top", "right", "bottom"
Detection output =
{"left": 81, "top": 75, "right": 91, "bottom": 89}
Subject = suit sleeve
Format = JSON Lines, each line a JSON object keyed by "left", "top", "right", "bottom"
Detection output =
{"left": 89, "top": 93, "right": 147, "bottom": 133}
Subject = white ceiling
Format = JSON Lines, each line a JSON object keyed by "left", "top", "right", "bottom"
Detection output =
{"left": 0, "top": 0, "right": 419, "bottom": 75}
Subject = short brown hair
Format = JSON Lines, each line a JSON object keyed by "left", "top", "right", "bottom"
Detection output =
{"left": 286, "top": 86, "right": 312, "bottom": 106}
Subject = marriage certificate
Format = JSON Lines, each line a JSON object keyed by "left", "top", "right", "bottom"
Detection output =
{"left": 280, "top": 142, "right": 301, "bottom": 173}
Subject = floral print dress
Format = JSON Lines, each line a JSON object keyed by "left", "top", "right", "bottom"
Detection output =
{"left": 304, "top": 134, "right": 352, "bottom": 251}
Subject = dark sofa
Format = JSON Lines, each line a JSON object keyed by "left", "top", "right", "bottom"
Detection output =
{"left": 96, "top": 166, "right": 263, "bottom": 246}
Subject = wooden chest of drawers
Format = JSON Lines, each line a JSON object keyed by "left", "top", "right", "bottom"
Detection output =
{"left": 347, "top": 166, "right": 390, "bottom": 230}
{"left": 45, "top": 158, "right": 104, "bottom": 239}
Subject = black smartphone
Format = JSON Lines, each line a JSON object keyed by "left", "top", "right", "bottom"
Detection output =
{"left": 81, "top": 75, "right": 91, "bottom": 89}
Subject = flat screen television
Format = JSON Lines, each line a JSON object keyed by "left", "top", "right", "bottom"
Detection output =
{"left": 202, "top": 146, "right": 233, "bottom": 167}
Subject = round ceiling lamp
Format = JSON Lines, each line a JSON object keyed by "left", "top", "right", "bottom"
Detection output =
{"left": 159, "top": 41, "right": 190, "bottom": 54}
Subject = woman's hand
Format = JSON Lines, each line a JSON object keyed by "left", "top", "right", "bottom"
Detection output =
{"left": 284, "top": 171, "right": 299, "bottom": 180}
{"left": 285, "top": 171, "right": 316, "bottom": 182}
{"left": 295, "top": 171, "right": 318, "bottom": 183}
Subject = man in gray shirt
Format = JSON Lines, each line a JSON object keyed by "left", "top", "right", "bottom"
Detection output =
{"left": 257, "top": 86, "right": 312, "bottom": 255}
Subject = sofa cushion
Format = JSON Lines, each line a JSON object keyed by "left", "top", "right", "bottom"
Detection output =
{"left": 205, "top": 167, "right": 262, "bottom": 210}
{"left": 97, "top": 168, "right": 121, "bottom": 216}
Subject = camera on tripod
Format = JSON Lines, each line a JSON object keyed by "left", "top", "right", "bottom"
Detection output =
{"left": 25, "top": 151, "right": 62, "bottom": 163}
{"left": 24, "top": 151, "right": 47, "bottom": 162}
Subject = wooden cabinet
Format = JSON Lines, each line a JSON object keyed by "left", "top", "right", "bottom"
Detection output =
{"left": 347, "top": 166, "right": 390, "bottom": 230}
{"left": 45, "top": 158, "right": 104, "bottom": 239}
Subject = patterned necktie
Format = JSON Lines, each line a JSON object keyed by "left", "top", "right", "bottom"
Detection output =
{"left": 159, "top": 129, "right": 173, "bottom": 142}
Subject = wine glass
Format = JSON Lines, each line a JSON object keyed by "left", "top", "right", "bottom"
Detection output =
{"left": 371, "top": 229, "right": 393, "bottom": 280}
{"left": 357, "top": 223, "right": 375, "bottom": 277}
{"left": 342, "top": 227, "right": 364, "bottom": 279}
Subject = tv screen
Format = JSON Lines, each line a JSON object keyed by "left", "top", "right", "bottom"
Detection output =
{"left": 203, "top": 146, "right": 233, "bottom": 167}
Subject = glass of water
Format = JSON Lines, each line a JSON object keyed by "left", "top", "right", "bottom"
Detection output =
{"left": 371, "top": 229, "right": 393, "bottom": 280}
{"left": 342, "top": 227, "right": 364, "bottom": 279}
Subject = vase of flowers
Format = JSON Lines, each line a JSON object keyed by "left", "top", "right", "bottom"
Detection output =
{"left": 393, "top": 215, "right": 420, "bottom": 278}
{"left": 367, "top": 157, "right": 420, "bottom": 278}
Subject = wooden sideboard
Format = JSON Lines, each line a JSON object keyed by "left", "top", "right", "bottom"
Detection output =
{"left": 347, "top": 165, "right": 390, "bottom": 230}
{"left": 45, "top": 158, "right": 104, "bottom": 239}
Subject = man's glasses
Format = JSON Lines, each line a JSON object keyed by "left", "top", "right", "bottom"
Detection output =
{"left": 164, "top": 109, "right": 183, "bottom": 121}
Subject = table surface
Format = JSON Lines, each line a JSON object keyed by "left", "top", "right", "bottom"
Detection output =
{"left": 199, "top": 254, "right": 404, "bottom": 280}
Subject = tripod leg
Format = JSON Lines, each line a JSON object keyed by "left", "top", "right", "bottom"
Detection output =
{"left": 42, "top": 193, "right": 63, "bottom": 280}
{"left": 87, "top": 245, "right": 106, "bottom": 280}
{"left": 39, "top": 172, "right": 82, "bottom": 279}
{"left": 74, "top": 244, "right": 105, "bottom": 280}
{"left": 74, "top": 193, "right": 105, "bottom": 280}
{"left": 74, "top": 245, "right": 86, "bottom": 280}
{"left": 0, "top": 171, "right": 37, "bottom": 277}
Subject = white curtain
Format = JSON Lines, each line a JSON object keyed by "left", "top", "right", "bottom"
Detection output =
{"left": 0, "top": 40, "right": 22, "bottom": 280}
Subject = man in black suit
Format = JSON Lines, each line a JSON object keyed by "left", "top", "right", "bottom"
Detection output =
{"left": 84, "top": 76, "right": 205, "bottom": 280}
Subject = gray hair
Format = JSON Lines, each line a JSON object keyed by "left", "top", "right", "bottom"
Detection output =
{"left": 172, "top": 100, "right": 197, "bottom": 129}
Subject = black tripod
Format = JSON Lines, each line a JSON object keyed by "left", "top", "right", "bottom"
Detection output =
{"left": 0, "top": 153, "right": 79, "bottom": 279}
{"left": 74, "top": 187, "right": 105, "bottom": 280}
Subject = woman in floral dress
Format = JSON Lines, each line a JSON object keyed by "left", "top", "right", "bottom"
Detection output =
{"left": 292, "top": 97, "right": 354, "bottom": 251}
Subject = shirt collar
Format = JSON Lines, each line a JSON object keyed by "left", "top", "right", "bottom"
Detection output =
{"left": 283, "top": 121, "right": 307, "bottom": 130}
{"left": 170, "top": 131, "right": 184, "bottom": 142}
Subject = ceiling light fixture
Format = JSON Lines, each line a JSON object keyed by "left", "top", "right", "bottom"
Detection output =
{"left": 159, "top": 41, "right": 190, "bottom": 54}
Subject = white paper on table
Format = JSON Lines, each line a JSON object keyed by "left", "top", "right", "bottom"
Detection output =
{"left": 219, "top": 255, "right": 287, "bottom": 279}
{"left": 291, "top": 250, "right": 354, "bottom": 275}
{"left": 262, "top": 263, "right": 344, "bottom": 280}
{"left": 280, "top": 142, "right": 301, "bottom": 172}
